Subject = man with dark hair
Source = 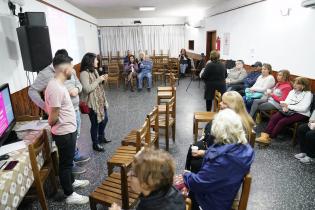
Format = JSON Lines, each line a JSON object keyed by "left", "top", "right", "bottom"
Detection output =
{"left": 45, "top": 54, "right": 89, "bottom": 204}
{"left": 243, "top": 61, "right": 262, "bottom": 88}
{"left": 28, "top": 49, "right": 89, "bottom": 175}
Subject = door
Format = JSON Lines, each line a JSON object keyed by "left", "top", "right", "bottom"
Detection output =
{"left": 206, "top": 31, "right": 217, "bottom": 61}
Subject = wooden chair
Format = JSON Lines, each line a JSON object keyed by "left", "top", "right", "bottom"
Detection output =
{"left": 109, "top": 118, "right": 151, "bottom": 175}
{"left": 157, "top": 85, "right": 176, "bottom": 105}
{"left": 248, "top": 130, "right": 256, "bottom": 148}
{"left": 185, "top": 197, "right": 192, "bottom": 210}
{"left": 89, "top": 164, "right": 140, "bottom": 210}
{"left": 147, "top": 106, "right": 160, "bottom": 149}
{"left": 152, "top": 96, "right": 176, "bottom": 151}
{"left": 237, "top": 174, "right": 252, "bottom": 210}
{"left": 107, "top": 63, "right": 120, "bottom": 88}
{"left": 152, "top": 63, "right": 164, "bottom": 84}
{"left": 25, "top": 129, "right": 58, "bottom": 210}
{"left": 193, "top": 90, "right": 222, "bottom": 142}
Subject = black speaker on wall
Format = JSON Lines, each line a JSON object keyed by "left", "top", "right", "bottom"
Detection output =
{"left": 16, "top": 26, "right": 52, "bottom": 72}
{"left": 18, "top": 12, "right": 47, "bottom": 27}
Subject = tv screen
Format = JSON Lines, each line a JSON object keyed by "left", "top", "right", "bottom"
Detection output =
{"left": 0, "top": 84, "right": 15, "bottom": 142}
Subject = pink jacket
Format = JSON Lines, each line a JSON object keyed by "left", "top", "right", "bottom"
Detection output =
{"left": 270, "top": 81, "right": 292, "bottom": 102}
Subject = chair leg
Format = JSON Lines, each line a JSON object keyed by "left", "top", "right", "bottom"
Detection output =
{"left": 49, "top": 169, "right": 58, "bottom": 195}
{"left": 194, "top": 121, "right": 198, "bottom": 143}
{"left": 292, "top": 125, "right": 298, "bottom": 146}
{"left": 89, "top": 197, "right": 97, "bottom": 210}
{"left": 51, "top": 151, "right": 59, "bottom": 175}
{"left": 165, "top": 127, "right": 169, "bottom": 151}
{"left": 172, "top": 123, "right": 176, "bottom": 142}
{"left": 107, "top": 162, "right": 113, "bottom": 175}
{"left": 35, "top": 183, "right": 49, "bottom": 210}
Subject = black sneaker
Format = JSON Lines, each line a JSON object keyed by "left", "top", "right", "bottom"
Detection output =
{"left": 72, "top": 165, "right": 86, "bottom": 175}
{"left": 147, "top": 88, "right": 151, "bottom": 92}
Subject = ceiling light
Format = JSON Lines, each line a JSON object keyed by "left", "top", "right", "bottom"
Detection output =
{"left": 139, "top": 7, "right": 156, "bottom": 11}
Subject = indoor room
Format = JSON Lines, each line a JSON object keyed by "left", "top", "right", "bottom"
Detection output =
{"left": 0, "top": 0, "right": 314, "bottom": 209}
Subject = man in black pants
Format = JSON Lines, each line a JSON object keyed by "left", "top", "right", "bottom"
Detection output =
{"left": 45, "top": 54, "right": 89, "bottom": 204}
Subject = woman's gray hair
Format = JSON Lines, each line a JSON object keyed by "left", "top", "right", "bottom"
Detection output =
{"left": 211, "top": 109, "right": 248, "bottom": 145}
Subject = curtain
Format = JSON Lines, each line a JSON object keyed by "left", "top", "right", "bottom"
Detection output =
{"left": 100, "top": 25, "right": 185, "bottom": 57}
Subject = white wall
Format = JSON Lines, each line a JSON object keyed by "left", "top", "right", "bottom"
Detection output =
{"left": 0, "top": 0, "right": 99, "bottom": 93}
{"left": 185, "top": 0, "right": 315, "bottom": 78}
{"left": 98, "top": 17, "right": 185, "bottom": 26}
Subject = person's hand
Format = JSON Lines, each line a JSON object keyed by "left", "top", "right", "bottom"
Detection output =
{"left": 282, "top": 107, "right": 289, "bottom": 112}
{"left": 249, "top": 88, "right": 254, "bottom": 92}
{"left": 280, "top": 102, "right": 288, "bottom": 108}
{"left": 100, "top": 74, "right": 108, "bottom": 82}
{"left": 308, "top": 122, "right": 315, "bottom": 130}
{"left": 109, "top": 203, "right": 122, "bottom": 210}
{"left": 69, "top": 88, "right": 79, "bottom": 97}
{"left": 226, "top": 79, "right": 230, "bottom": 84}
{"left": 192, "top": 150, "right": 206, "bottom": 157}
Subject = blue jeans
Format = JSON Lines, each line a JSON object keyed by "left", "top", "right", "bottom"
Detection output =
{"left": 137, "top": 71, "right": 152, "bottom": 89}
{"left": 180, "top": 64, "right": 188, "bottom": 74}
{"left": 74, "top": 109, "right": 81, "bottom": 160}
{"left": 88, "top": 107, "right": 108, "bottom": 145}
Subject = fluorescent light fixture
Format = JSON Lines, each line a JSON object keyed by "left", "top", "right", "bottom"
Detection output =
{"left": 139, "top": 7, "right": 156, "bottom": 11}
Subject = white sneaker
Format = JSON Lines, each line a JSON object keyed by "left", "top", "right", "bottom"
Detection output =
{"left": 66, "top": 192, "right": 89, "bottom": 204}
{"left": 72, "top": 179, "right": 90, "bottom": 188}
{"left": 299, "top": 156, "right": 313, "bottom": 164}
{"left": 294, "top": 153, "right": 306, "bottom": 160}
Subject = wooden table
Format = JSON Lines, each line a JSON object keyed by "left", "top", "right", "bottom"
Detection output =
{"left": 0, "top": 121, "right": 54, "bottom": 210}
{"left": 193, "top": 112, "right": 216, "bottom": 143}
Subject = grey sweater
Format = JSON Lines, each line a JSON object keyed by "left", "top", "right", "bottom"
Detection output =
{"left": 227, "top": 67, "right": 247, "bottom": 84}
{"left": 64, "top": 70, "right": 82, "bottom": 110}
{"left": 28, "top": 64, "right": 55, "bottom": 111}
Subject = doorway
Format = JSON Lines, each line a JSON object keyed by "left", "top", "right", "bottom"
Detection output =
{"left": 206, "top": 31, "right": 217, "bottom": 61}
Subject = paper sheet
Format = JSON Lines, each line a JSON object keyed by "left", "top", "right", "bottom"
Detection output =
{"left": 0, "top": 141, "right": 26, "bottom": 156}
{"left": 14, "top": 120, "right": 49, "bottom": 132}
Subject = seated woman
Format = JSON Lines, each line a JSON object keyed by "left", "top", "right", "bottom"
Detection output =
{"left": 183, "top": 109, "right": 255, "bottom": 210}
{"left": 185, "top": 91, "right": 254, "bottom": 173}
{"left": 256, "top": 77, "right": 313, "bottom": 145}
{"left": 243, "top": 63, "right": 275, "bottom": 111}
{"left": 249, "top": 70, "right": 292, "bottom": 118}
{"left": 110, "top": 148, "right": 185, "bottom": 210}
{"left": 226, "top": 60, "right": 247, "bottom": 91}
{"left": 124, "top": 55, "right": 138, "bottom": 91}
{"left": 178, "top": 48, "right": 190, "bottom": 77}
{"left": 295, "top": 110, "right": 315, "bottom": 164}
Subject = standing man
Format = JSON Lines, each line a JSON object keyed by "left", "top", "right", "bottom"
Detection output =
{"left": 45, "top": 54, "right": 89, "bottom": 204}
{"left": 28, "top": 49, "right": 89, "bottom": 175}
{"left": 137, "top": 52, "right": 153, "bottom": 91}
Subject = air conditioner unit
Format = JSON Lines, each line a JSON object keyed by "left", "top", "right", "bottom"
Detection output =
{"left": 301, "top": 0, "right": 315, "bottom": 8}
{"left": 192, "top": 19, "right": 205, "bottom": 29}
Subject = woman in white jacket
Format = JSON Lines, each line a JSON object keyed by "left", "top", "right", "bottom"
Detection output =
{"left": 256, "top": 77, "right": 313, "bottom": 145}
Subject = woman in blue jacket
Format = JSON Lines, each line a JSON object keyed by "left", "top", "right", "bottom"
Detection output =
{"left": 183, "top": 109, "right": 255, "bottom": 210}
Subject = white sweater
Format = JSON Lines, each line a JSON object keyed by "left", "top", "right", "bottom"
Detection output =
{"left": 285, "top": 90, "right": 313, "bottom": 117}
{"left": 251, "top": 75, "right": 275, "bottom": 92}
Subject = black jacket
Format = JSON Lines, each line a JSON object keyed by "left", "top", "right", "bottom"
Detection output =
{"left": 201, "top": 61, "right": 227, "bottom": 100}
{"left": 137, "top": 186, "right": 185, "bottom": 210}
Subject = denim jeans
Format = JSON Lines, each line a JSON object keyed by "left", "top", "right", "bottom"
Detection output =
{"left": 180, "top": 64, "right": 188, "bottom": 74}
{"left": 137, "top": 71, "right": 152, "bottom": 89}
{"left": 88, "top": 107, "right": 108, "bottom": 145}
{"left": 53, "top": 131, "right": 76, "bottom": 196}
{"left": 74, "top": 109, "right": 81, "bottom": 160}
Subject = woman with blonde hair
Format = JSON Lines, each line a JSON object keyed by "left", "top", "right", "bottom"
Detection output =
{"left": 185, "top": 91, "right": 254, "bottom": 172}
{"left": 110, "top": 148, "right": 185, "bottom": 210}
{"left": 183, "top": 109, "right": 255, "bottom": 210}
{"left": 256, "top": 77, "right": 313, "bottom": 145}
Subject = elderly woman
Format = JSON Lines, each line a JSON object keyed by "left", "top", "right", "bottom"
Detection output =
{"left": 201, "top": 50, "right": 227, "bottom": 111}
{"left": 256, "top": 77, "right": 313, "bottom": 145}
{"left": 226, "top": 60, "right": 247, "bottom": 91}
{"left": 124, "top": 54, "right": 138, "bottom": 91}
{"left": 243, "top": 63, "right": 275, "bottom": 111}
{"left": 110, "top": 148, "right": 185, "bottom": 210}
{"left": 185, "top": 91, "right": 254, "bottom": 173}
{"left": 249, "top": 70, "right": 292, "bottom": 118}
{"left": 183, "top": 109, "right": 255, "bottom": 210}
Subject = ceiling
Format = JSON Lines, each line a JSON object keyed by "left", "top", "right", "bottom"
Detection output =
{"left": 65, "top": 0, "right": 230, "bottom": 18}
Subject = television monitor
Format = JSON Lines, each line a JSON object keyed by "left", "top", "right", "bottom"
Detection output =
{"left": 0, "top": 83, "right": 16, "bottom": 146}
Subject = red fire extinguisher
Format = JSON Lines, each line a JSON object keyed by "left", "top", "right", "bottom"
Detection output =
{"left": 216, "top": 36, "right": 221, "bottom": 51}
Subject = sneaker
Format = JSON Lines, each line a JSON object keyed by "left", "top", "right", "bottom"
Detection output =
{"left": 294, "top": 153, "right": 306, "bottom": 160}
{"left": 299, "top": 156, "right": 313, "bottom": 164}
{"left": 74, "top": 155, "right": 90, "bottom": 164}
{"left": 72, "top": 179, "right": 90, "bottom": 188}
{"left": 66, "top": 192, "right": 89, "bottom": 205}
{"left": 72, "top": 165, "right": 86, "bottom": 175}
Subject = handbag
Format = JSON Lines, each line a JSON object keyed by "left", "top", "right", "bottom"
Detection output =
{"left": 278, "top": 109, "right": 296, "bottom": 116}
{"left": 79, "top": 101, "right": 90, "bottom": 114}
{"left": 245, "top": 88, "right": 263, "bottom": 100}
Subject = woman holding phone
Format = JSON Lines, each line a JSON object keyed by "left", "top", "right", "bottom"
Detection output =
{"left": 80, "top": 53, "right": 111, "bottom": 152}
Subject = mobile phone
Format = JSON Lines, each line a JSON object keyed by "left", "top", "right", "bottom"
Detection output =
{"left": 3, "top": 161, "right": 18, "bottom": 171}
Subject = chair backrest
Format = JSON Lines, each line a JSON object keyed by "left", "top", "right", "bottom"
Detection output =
{"left": 166, "top": 97, "right": 176, "bottom": 125}
{"left": 248, "top": 130, "right": 256, "bottom": 148}
{"left": 238, "top": 173, "right": 252, "bottom": 210}
{"left": 108, "top": 65, "right": 119, "bottom": 76}
{"left": 136, "top": 118, "right": 151, "bottom": 151}
{"left": 213, "top": 90, "right": 222, "bottom": 112}
{"left": 147, "top": 106, "right": 159, "bottom": 146}
{"left": 185, "top": 197, "right": 192, "bottom": 210}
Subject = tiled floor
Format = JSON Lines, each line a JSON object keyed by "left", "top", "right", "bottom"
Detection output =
{"left": 21, "top": 78, "right": 315, "bottom": 210}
